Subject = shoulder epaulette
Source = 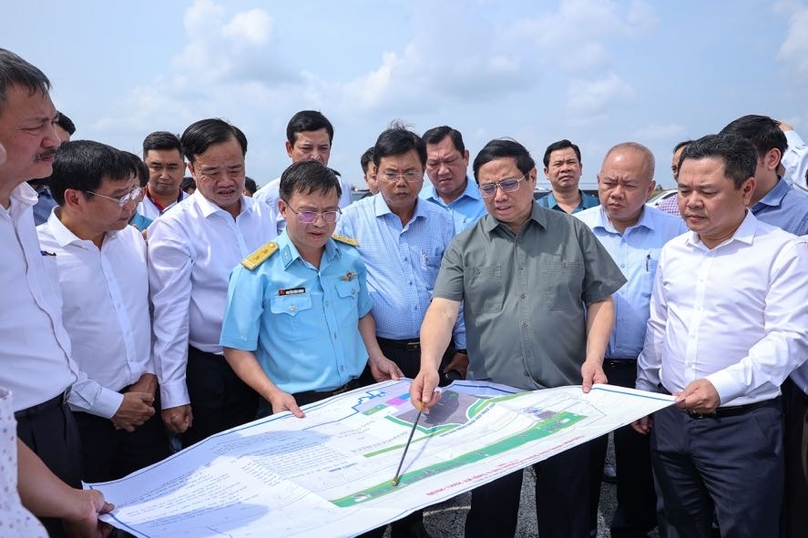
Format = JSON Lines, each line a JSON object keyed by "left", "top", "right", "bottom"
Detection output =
{"left": 331, "top": 234, "right": 360, "bottom": 247}
{"left": 241, "top": 241, "right": 278, "bottom": 270}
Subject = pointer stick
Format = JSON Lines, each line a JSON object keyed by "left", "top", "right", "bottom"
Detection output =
{"left": 392, "top": 405, "right": 423, "bottom": 486}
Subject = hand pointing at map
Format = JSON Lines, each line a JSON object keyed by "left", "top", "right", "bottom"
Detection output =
{"left": 410, "top": 368, "right": 442, "bottom": 412}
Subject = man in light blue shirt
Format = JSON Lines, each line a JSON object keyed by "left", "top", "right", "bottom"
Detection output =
{"left": 577, "top": 142, "right": 687, "bottom": 537}
{"left": 220, "top": 161, "right": 402, "bottom": 419}
{"left": 338, "top": 124, "right": 464, "bottom": 538}
{"left": 539, "top": 139, "right": 600, "bottom": 214}
{"left": 420, "top": 126, "right": 487, "bottom": 233}
{"left": 338, "top": 125, "right": 466, "bottom": 381}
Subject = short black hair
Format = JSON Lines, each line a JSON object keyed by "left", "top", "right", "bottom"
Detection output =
{"left": 181, "top": 176, "right": 196, "bottom": 193}
{"left": 373, "top": 123, "right": 426, "bottom": 168}
{"left": 142, "top": 131, "right": 183, "bottom": 160}
{"left": 360, "top": 147, "right": 375, "bottom": 174}
{"left": 244, "top": 176, "right": 257, "bottom": 195}
{"left": 49, "top": 140, "right": 137, "bottom": 205}
{"left": 0, "top": 48, "right": 51, "bottom": 116}
{"left": 673, "top": 140, "right": 692, "bottom": 154}
{"left": 122, "top": 151, "right": 149, "bottom": 187}
{"left": 422, "top": 126, "right": 466, "bottom": 154}
{"left": 55, "top": 111, "right": 76, "bottom": 136}
{"left": 719, "top": 114, "right": 787, "bottom": 161}
{"left": 279, "top": 160, "right": 342, "bottom": 202}
{"left": 542, "top": 139, "right": 581, "bottom": 168}
{"left": 286, "top": 110, "right": 334, "bottom": 145}
{"left": 680, "top": 133, "right": 757, "bottom": 189}
{"left": 473, "top": 138, "right": 535, "bottom": 183}
{"left": 181, "top": 118, "right": 247, "bottom": 163}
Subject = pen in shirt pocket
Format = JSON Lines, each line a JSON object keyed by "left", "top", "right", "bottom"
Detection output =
{"left": 645, "top": 254, "right": 650, "bottom": 272}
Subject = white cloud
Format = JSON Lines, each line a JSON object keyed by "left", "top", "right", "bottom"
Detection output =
{"left": 566, "top": 73, "right": 635, "bottom": 117}
{"left": 776, "top": 1, "right": 808, "bottom": 82}
{"left": 632, "top": 123, "right": 688, "bottom": 142}
{"left": 223, "top": 9, "right": 271, "bottom": 45}
{"left": 172, "top": 0, "right": 294, "bottom": 85}
{"left": 510, "top": 0, "right": 658, "bottom": 73}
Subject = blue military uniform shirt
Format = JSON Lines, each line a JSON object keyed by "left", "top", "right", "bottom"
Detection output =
{"left": 220, "top": 230, "right": 373, "bottom": 394}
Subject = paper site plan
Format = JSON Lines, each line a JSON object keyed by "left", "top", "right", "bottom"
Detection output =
{"left": 88, "top": 380, "right": 673, "bottom": 537}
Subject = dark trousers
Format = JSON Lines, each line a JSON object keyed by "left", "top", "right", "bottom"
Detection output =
{"left": 601, "top": 360, "right": 658, "bottom": 537}
{"left": 72, "top": 396, "right": 170, "bottom": 483}
{"left": 782, "top": 379, "right": 808, "bottom": 538}
{"left": 650, "top": 402, "right": 783, "bottom": 538}
{"left": 356, "top": 338, "right": 433, "bottom": 538}
{"left": 182, "top": 346, "right": 259, "bottom": 447}
{"left": 16, "top": 394, "right": 83, "bottom": 538}
{"left": 465, "top": 438, "right": 604, "bottom": 538}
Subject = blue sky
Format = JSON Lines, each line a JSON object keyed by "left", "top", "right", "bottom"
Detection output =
{"left": 5, "top": 0, "right": 808, "bottom": 189}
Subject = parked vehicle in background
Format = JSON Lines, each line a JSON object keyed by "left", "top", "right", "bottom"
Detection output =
{"left": 646, "top": 188, "right": 676, "bottom": 207}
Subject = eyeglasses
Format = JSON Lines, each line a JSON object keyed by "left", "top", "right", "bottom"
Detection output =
{"left": 286, "top": 205, "right": 342, "bottom": 224}
{"left": 478, "top": 174, "right": 526, "bottom": 198}
{"left": 379, "top": 170, "right": 422, "bottom": 182}
{"left": 84, "top": 186, "right": 144, "bottom": 207}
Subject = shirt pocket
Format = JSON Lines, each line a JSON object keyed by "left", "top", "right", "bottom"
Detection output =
{"left": 538, "top": 260, "right": 585, "bottom": 311}
{"left": 466, "top": 265, "right": 504, "bottom": 313}
{"left": 270, "top": 294, "right": 313, "bottom": 340}
{"left": 421, "top": 253, "right": 442, "bottom": 271}
{"left": 334, "top": 279, "right": 360, "bottom": 327}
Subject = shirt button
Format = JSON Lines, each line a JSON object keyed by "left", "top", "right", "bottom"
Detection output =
{"left": 324, "top": 301, "right": 329, "bottom": 306}
{"left": 333, "top": 333, "right": 338, "bottom": 339}
{"left": 339, "top": 365, "right": 345, "bottom": 371}
{"left": 523, "top": 322, "right": 529, "bottom": 328}
{"left": 520, "top": 293, "right": 526, "bottom": 299}
{"left": 289, "top": 305, "right": 296, "bottom": 312}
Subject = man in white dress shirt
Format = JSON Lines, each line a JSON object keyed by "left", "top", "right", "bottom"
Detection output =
{"left": 0, "top": 47, "right": 103, "bottom": 537}
{"left": 38, "top": 140, "right": 170, "bottom": 482}
{"left": 148, "top": 118, "right": 278, "bottom": 447}
{"left": 253, "top": 110, "right": 352, "bottom": 233}
{"left": 633, "top": 133, "right": 808, "bottom": 537}
{"left": 134, "top": 131, "right": 188, "bottom": 224}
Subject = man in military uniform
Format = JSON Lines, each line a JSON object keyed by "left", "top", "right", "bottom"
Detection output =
{"left": 220, "top": 160, "right": 403, "bottom": 417}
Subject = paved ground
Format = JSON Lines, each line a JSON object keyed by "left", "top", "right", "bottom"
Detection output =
{"left": 405, "top": 436, "right": 661, "bottom": 537}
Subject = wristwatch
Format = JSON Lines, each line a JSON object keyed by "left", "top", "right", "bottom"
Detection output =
{"left": 455, "top": 349, "right": 468, "bottom": 354}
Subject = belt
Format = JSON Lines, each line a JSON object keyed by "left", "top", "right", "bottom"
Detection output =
{"left": 14, "top": 390, "right": 69, "bottom": 421}
{"left": 377, "top": 337, "right": 421, "bottom": 352}
{"left": 603, "top": 358, "right": 637, "bottom": 368}
{"left": 293, "top": 377, "right": 362, "bottom": 405}
{"left": 686, "top": 398, "right": 778, "bottom": 419}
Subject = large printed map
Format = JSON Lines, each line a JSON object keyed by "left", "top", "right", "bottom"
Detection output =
{"left": 88, "top": 380, "right": 673, "bottom": 537}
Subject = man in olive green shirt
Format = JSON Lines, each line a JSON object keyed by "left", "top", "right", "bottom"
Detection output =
{"left": 411, "top": 138, "right": 625, "bottom": 538}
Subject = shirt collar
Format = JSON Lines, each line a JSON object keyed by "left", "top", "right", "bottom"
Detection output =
{"left": 373, "top": 192, "right": 427, "bottom": 223}
{"left": 545, "top": 190, "right": 589, "bottom": 211}
{"left": 685, "top": 209, "right": 757, "bottom": 250}
{"left": 45, "top": 208, "right": 123, "bottom": 248}
{"left": 752, "top": 177, "right": 789, "bottom": 210}
{"left": 11, "top": 182, "right": 39, "bottom": 208}
{"left": 482, "top": 201, "right": 546, "bottom": 233}
{"left": 195, "top": 190, "right": 251, "bottom": 219}
{"left": 276, "top": 229, "right": 339, "bottom": 269}
{"left": 424, "top": 176, "right": 481, "bottom": 205}
{"left": 592, "top": 205, "right": 654, "bottom": 234}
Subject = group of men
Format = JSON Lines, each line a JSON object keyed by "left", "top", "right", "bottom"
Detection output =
{"left": 2, "top": 44, "right": 808, "bottom": 538}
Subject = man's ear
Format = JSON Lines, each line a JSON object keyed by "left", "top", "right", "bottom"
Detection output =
{"left": 763, "top": 148, "right": 782, "bottom": 173}
{"left": 62, "top": 188, "right": 84, "bottom": 210}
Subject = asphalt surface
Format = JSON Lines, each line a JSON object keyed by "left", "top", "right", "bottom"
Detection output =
{"left": 394, "top": 435, "right": 661, "bottom": 537}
